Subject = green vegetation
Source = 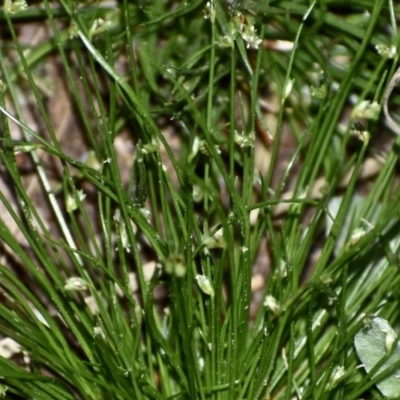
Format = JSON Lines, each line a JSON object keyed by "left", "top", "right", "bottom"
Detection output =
{"left": 0, "top": 0, "right": 400, "bottom": 398}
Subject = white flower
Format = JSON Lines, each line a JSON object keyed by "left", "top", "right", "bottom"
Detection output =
{"left": 66, "top": 190, "right": 86, "bottom": 212}
{"left": 234, "top": 130, "right": 255, "bottom": 148}
{"left": 4, "top": 0, "right": 27, "bottom": 14}
{"left": 94, "top": 326, "right": 106, "bottom": 340}
{"left": 348, "top": 228, "right": 365, "bottom": 246}
{"left": 64, "top": 277, "right": 90, "bottom": 291}
{"left": 328, "top": 366, "right": 345, "bottom": 389}
{"left": 351, "top": 100, "right": 380, "bottom": 120}
{"left": 376, "top": 44, "right": 396, "bottom": 59}
{"left": 0, "top": 338, "right": 21, "bottom": 358}
{"left": 242, "top": 26, "right": 262, "bottom": 49}
{"left": 283, "top": 78, "right": 295, "bottom": 100}
{"left": 196, "top": 274, "right": 214, "bottom": 297}
{"left": 264, "top": 295, "right": 281, "bottom": 314}
{"left": 310, "top": 84, "right": 327, "bottom": 99}
{"left": 204, "top": 1, "right": 215, "bottom": 22}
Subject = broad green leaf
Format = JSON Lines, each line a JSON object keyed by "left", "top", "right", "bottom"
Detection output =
{"left": 354, "top": 317, "right": 400, "bottom": 398}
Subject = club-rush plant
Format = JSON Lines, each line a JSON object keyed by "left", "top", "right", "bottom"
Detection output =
{"left": 0, "top": 0, "right": 400, "bottom": 399}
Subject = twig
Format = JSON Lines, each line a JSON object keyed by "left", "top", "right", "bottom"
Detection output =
{"left": 384, "top": 66, "right": 400, "bottom": 135}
